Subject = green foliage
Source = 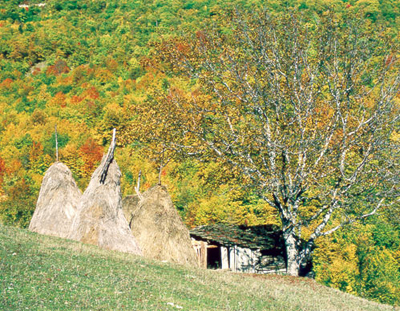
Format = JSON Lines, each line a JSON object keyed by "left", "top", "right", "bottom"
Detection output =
{"left": 13, "top": 133, "right": 32, "bottom": 150}
{"left": 0, "top": 179, "right": 35, "bottom": 228}
{"left": 313, "top": 218, "right": 400, "bottom": 305}
{"left": 43, "top": 132, "right": 70, "bottom": 156}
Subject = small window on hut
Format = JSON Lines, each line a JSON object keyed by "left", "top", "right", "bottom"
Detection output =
{"left": 207, "top": 245, "right": 221, "bottom": 269}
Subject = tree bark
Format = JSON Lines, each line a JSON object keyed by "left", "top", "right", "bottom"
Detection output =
{"left": 284, "top": 231, "right": 301, "bottom": 276}
{"left": 100, "top": 128, "right": 116, "bottom": 184}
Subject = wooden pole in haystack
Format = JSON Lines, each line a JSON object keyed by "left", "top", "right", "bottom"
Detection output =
{"left": 55, "top": 124, "right": 59, "bottom": 162}
{"left": 135, "top": 170, "right": 143, "bottom": 200}
{"left": 158, "top": 145, "right": 170, "bottom": 186}
{"left": 100, "top": 128, "right": 116, "bottom": 184}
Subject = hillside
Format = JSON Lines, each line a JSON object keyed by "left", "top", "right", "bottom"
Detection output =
{"left": 0, "top": 224, "right": 396, "bottom": 311}
{"left": 0, "top": 0, "right": 399, "bottom": 307}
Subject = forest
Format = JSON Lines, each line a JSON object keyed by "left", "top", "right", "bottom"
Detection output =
{"left": 0, "top": 0, "right": 399, "bottom": 305}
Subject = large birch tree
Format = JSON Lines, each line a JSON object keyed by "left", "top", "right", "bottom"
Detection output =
{"left": 133, "top": 10, "right": 400, "bottom": 276}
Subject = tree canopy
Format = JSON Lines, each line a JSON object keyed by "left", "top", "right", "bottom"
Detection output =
{"left": 132, "top": 10, "right": 400, "bottom": 276}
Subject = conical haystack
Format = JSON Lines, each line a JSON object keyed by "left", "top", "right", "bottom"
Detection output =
{"left": 29, "top": 162, "right": 82, "bottom": 238}
{"left": 129, "top": 185, "right": 198, "bottom": 267}
{"left": 69, "top": 156, "right": 142, "bottom": 255}
{"left": 122, "top": 195, "right": 140, "bottom": 228}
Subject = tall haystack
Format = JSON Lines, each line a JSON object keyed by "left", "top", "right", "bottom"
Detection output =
{"left": 29, "top": 162, "right": 82, "bottom": 238}
{"left": 69, "top": 131, "right": 142, "bottom": 255}
{"left": 129, "top": 185, "right": 198, "bottom": 267}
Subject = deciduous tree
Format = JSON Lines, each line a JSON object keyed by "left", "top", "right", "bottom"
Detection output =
{"left": 134, "top": 10, "right": 400, "bottom": 276}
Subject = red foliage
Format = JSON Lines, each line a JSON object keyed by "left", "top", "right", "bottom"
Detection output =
{"left": 385, "top": 54, "right": 396, "bottom": 67}
{"left": 0, "top": 156, "right": 6, "bottom": 178}
{"left": 46, "top": 60, "right": 70, "bottom": 76}
{"left": 85, "top": 86, "right": 100, "bottom": 99}
{"left": 79, "top": 138, "right": 103, "bottom": 173}
{"left": 0, "top": 78, "right": 13, "bottom": 89}
{"left": 71, "top": 95, "right": 84, "bottom": 104}
{"left": 32, "top": 67, "right": 42, "bottom": 75}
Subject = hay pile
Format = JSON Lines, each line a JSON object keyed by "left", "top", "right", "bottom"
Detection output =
{"left": 128, "top": 185, "right": 198, "bottom": 267}
{"left": 122, "top": 195, "right": 140, "bottom": 228}
{"left": 29, "top": 162, "right": 81, "bottom": 238}
{"left": 69, "top": 156, "right": 142, "bottom": 255}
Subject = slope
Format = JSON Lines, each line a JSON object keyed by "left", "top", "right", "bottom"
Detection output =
{"left": 0, "top": 224, "right": 397, "bottom": 311}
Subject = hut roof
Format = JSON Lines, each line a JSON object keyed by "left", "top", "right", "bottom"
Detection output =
{"left": 69, "top": 156, "right": 142, "bottom": 255}
{"left": 29, "top": 162, "right": 81, "bottom": 239}
{"left": 128, "top": 185, "right": 198, "bottom": 267}
{"left": 190, "top": 224, "right": 284, "bottom": 252}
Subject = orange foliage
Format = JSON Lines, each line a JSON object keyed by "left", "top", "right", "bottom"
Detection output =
{"left": 71, "top": 95, "right": 85, "bottom": 104}
{"left": 84, "top": 86, "right": 100, "bottom": 100}
{"left": 79, "top": 138, "right": 103, "bottom": 174}
{"left": 0, "top": 78, "right": 13, "bottom": 89}
{"left": 385, "top": 54, "right": 397, "bottom": 67}
{"left": 176, "top": 42, "right": 190, "bottom": 53}
{"left": 8, "top": 159, "right": 22, "bottom": 174}
{"left": 29, "top": 141, "right": 43, "bottom": 163}
{"left": 32, "top": 67, "right": 42, "bottom": 75}
{"left": 0, "top": 156, "right": 6, "bottom": 180}
{"left": 46, "top": 59, "right": 70, "bottom": 76}
{"left": 53, "top": 92, "right": 67, "bottom": 108}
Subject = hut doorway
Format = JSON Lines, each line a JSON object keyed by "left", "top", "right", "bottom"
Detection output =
{"left": 192, "top": 240, "right": 229, "bottom": 269}
{"left": 207, "top": 245, "right": 221, "bottom": 269}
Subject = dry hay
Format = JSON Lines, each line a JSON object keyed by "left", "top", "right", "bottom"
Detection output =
{"left": 69, "top": 156, "right": 142, "bottom": 255}
{"left": 129, "top": 185, "right": 198, "bottom": 267}
{"left": 29, "top": 162, "right": 82, "bottom": 239}
{"left": 122, "top": 195, "right": 140, "bottom": 228}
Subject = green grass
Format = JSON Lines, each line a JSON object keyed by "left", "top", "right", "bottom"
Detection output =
{"left": 0, "top": 224, "right": 397, "bottom": 311}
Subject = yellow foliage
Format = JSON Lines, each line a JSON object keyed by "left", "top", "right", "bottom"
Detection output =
{"left": 314, "top": 236, "right": 360, "bottom": 295}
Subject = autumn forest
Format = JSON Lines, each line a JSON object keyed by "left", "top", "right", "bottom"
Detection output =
{"left": 0, "top": 0, "right": 399, "bottom": 305}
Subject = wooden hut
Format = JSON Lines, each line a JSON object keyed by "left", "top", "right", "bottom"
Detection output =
{"left": 190, "top": 224, "right": 287, "bottom": 274}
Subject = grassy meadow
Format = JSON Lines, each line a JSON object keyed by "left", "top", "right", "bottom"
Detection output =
{"left": 0, "top": 224, "right": 397, "bottom": 311}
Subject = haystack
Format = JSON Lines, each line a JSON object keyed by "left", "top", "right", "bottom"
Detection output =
{"left": 69, "top": 155, "right": 142, "bottom": 255}
{"left": 129, "top": 185, "right": 198, "bottom": 267}
{"left": 29, "top": 162, "right": 81, "bottom": 238}
{"left": 122, "top": 195, "right": 140, "bottom": 228}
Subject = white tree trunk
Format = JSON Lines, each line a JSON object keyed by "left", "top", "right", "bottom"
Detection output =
{"left": 284, "top": 232, "right": 301, "bottom": 276}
